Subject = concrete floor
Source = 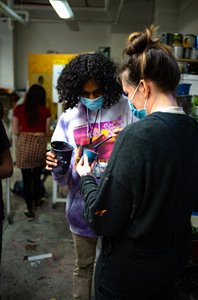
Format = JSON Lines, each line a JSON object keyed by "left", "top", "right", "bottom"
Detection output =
{"left": 1, "top": 167, "right": 75, "bottom": 300}
{"left": 2, "top": 168, "right": 198, "bottom": 300}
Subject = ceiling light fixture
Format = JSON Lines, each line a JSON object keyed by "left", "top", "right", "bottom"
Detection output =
{"left": 49, "top": 0, "right": 74, "bottom": 19}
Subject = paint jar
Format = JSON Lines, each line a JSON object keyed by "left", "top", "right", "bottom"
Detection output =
{"left": 160, "top": 33, "right": 173, "bottom": 46}
{"left": 192, "top": 106, "right": 198, "bottom": 117}
{"left": 172, "top": 33, "right": 183, "bottom": 46}
{"left": 190, "top": 48, "right": 198, "bottom": 60}
{"left": 183, "top": 34, "right": 195, "bottom": 48}
{"left": 173, "top": 45, "right": 183, "bottom": 59}
{"left": 184, "top": 48, "right": 190, "bottom": 59}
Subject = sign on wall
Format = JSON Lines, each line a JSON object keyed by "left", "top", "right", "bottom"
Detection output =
{"left": 28, "top": 53, "right": 77, "bottom": 119}
{"left": 52, "top": 63, "right": 65, "bottom": 103}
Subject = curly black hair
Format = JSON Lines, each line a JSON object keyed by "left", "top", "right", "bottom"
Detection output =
{"left": 56, "top": 53, "right": 123, "bottom": 111}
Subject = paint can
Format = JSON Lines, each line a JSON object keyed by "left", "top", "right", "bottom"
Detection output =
{"left": 190, "top": 48, "right": 198, "bottom": 60}
{"left": 160, "top": 33, "right": 173, "bottom": 46}
{"left": 172, "top": 33, "right": 183, "bottom": 46}
{"left": 183, "top": 34, "right": 195, "bottom": 48}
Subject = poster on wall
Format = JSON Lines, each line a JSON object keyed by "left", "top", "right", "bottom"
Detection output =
{"left": 28, "top": 53, "right": 77, "bottom": 119}
{"left": 52, "top": 64, "right": 64, "bottom": 103}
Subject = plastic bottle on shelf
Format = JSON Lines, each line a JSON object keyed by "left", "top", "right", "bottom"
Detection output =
{"left": 190, "top": 48, "right": 198, "bottom": 60}
{"left": 172, "top": 33, "right": 183, "bottom": 59}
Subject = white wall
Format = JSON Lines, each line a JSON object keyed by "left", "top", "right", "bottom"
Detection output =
{"left": 14, "top": 21, "right": 114, "bottom": 89}
{"left": 1, "top": 0, "right": 198, "bottom": 91}
{"left": 110, "top": 33, "right": 128, "bottom": 64}
{"left": 178, "top": 0, "right": 198, "bottom": 34}
{"left": 154, "top": 0, "right": 179, "bottom": 33}
{"left": 0, "top": 21, "right": 14, "bottom": 89}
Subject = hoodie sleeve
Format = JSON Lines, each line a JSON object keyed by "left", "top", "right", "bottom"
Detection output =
{"left": 51, "top": 113, "right": 72, "bottom": 186}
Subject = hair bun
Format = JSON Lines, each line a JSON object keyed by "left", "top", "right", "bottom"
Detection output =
{"left": 124, "top": 25, "right": 159, "bottom": 57}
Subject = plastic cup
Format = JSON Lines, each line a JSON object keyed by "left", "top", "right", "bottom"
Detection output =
{"left": 51, "top": 141, "right": 74, "bottom": 174}
{"left": 83, "top": 147, "right": 98, "bottom": 164}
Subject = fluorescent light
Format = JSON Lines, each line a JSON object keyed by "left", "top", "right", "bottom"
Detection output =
{"left": 49, "top": 0, "right": 74, "bottom": 19}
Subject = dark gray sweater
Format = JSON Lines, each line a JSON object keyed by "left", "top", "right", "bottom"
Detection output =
{"left": 79, "top": 112, "right": 198, "bottom": 252}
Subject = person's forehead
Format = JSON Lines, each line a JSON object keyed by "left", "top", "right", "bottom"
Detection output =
{"left": 82, "top": 80, "right": 102, "bottom": 91}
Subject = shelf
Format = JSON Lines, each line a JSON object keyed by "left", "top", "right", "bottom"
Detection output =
{"left": 177, "top": 58, "right": 198, "bottom": 63}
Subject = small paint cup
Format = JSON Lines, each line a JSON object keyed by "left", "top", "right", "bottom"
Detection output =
{"left": 83, "top": 147, "right": 98, "bottom": 164}
{"left": 51, "top": 141, "right": 74, "bottom": 174}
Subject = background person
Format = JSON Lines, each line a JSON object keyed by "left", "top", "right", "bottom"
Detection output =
{"left": 76, "top": 25, "right": 198, "bottom": 300}
{"left": 46, "top": 53, "right": 135, "bottom": 300}
{"left": 0, "top": 102, "right": 13, "bottom": 266}
{"left": 13, "top": 84, "right": 51, "bottom": 220}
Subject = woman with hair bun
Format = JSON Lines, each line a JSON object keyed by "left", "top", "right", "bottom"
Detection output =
{"left": 76, "top": 25, "right": 198, "bottom": 299}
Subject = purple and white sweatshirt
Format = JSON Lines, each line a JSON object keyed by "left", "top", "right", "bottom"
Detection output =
{"left": 51, "top": 95, "right": 135, "bottom": 237}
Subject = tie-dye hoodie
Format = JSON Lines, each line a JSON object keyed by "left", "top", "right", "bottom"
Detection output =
{"left": 51, "top": 95, "right": 135, "bottom": 237}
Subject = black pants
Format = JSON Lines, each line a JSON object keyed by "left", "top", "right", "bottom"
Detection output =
{"left": 21, "top": 167, "right": 43, "bottom": 212}
{"left": 94, "top": 237, "right": 186, "bottom": 300}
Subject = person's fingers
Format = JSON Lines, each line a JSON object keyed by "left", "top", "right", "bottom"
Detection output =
{"left": 78, "top": 155, "right": 84, "bottom": 166}
{"left": 46, "top": 151, "right": 55, "bottom": 159}
{"left": 90, "top": 161, "right": 96, "bottom": 169}
{"left": 45, "top": 165, "right": 52, "bottom": 171}
{"left": 83, "top": 154, "right": 89, "bottom": 166}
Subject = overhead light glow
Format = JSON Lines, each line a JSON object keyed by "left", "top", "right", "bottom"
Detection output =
{"left": 49, "top": 0, "right": 74, "bottom": 19}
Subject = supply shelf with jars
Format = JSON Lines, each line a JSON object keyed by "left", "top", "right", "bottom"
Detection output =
{"left": 160, "top": 32, "right": 198, "bottom": 121}
{"left": 160, "top": 32, "right": 198, "bottom": 73}
{"left": 177, "top": 58, "right": 198, "bottom": 63}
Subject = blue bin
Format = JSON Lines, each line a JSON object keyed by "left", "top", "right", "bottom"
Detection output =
{"left": 176, "top": 83, "right": 191, "bottom": 96}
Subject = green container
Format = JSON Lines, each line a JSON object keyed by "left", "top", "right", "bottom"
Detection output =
{"left": 173, "top": 33, "right": 183, "bottom": 46}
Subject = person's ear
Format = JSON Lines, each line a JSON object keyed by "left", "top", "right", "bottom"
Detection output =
{"left": 139, "top": 79, "right": 150, "bottom": 100}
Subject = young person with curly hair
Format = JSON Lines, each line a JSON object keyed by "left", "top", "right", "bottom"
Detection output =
{"left": 76, "top": 26, "right": 198, "bottom": 300}
{"left": 46, "top": 53, "right": 135, "bottom": 300}
{"left": 13, "top": 84, "right": 51, "bottom": 220}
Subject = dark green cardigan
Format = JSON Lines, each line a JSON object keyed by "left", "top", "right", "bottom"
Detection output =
{"left": 80, "top": 112, "right": 198, "bottom": 251}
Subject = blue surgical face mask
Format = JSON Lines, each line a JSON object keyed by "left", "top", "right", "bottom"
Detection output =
{"left": 80, "top": 95, "right": 104, "bottom": 110}
{"left": 128, "top": 83, "right": 147, "bottom": 119}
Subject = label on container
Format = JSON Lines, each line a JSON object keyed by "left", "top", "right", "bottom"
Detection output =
{"left": 173, "top": 46, "right": 183, "bottom": 58}
{"left": 183, "top": 34, "right": 195, "bottom": 48}
{"left": 190, "top": 48, "right": 198, "bottom": 60}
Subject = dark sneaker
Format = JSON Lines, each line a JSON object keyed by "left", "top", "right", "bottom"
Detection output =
{"left": 24, "top": 211, "right": 35, "bottom": 221}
